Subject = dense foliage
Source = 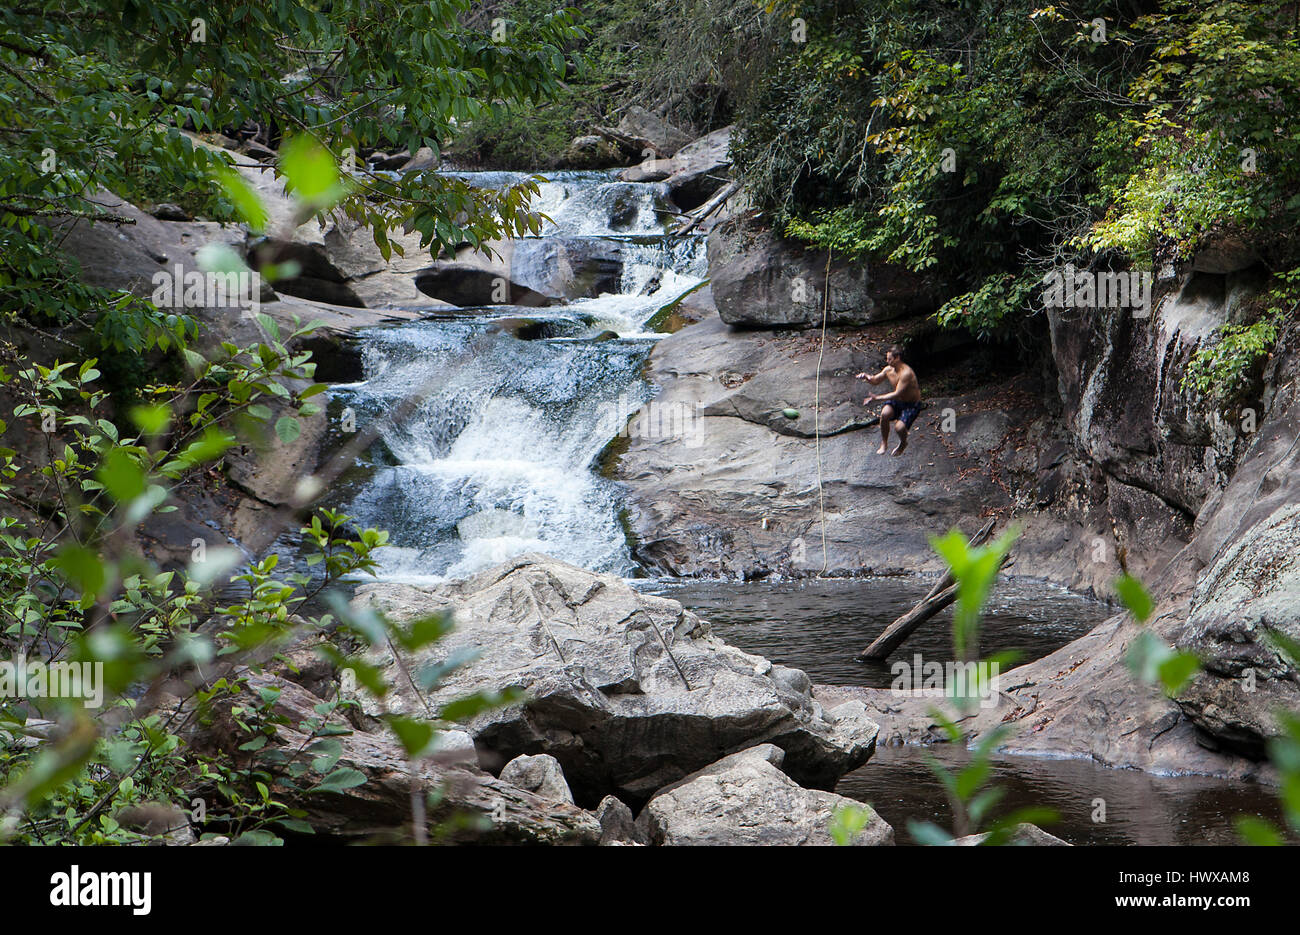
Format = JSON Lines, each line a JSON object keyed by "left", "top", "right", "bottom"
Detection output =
{"left": 0, "top": 0, "right": 573, "bottom": 844}
{"left": 734, "top": 0, "right": 1300, "bottom": 338}
{"left": 443, "top": 0, "right": 765, "bottom": 166}
{"left": 0, "top": 0, "right": 579, "bottom": 350}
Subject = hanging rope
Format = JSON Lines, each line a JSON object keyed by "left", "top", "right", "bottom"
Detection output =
{"left": 813, "top": 247, "right": 832, "bottom": 576}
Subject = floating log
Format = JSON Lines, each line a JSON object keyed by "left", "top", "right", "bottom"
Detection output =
{"left": 857, "top": 583, "right": 960, "bottom": 662}
{"left": 855, "top": 519, "right": 1003, "bottom": 662}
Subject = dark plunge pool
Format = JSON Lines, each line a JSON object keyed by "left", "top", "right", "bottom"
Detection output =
{"left": 838, "top": 744, "right": 1284, "bottom": 846}
{"left": 637, "top": 576, "right": 1284, "bottom": 846}
{"left": 638, "top": 575, "right": 1112, "bottom": 687}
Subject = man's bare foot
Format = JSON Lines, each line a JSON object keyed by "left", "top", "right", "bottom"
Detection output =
{"left": 892, "top": 435, "right": 908, "bottom": 456}
{"left": 876, "top": 443, "right": 888, "bottom": 455}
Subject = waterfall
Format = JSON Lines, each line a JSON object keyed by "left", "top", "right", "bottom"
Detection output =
{"left": 330, "top": 170, "right": 706, "bottom": 583}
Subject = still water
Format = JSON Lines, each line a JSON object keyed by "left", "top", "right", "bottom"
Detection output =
{"left": 640, "top": 577, "right": 1282, "bottom": 845}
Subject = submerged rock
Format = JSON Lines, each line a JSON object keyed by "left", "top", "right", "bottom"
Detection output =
{"left": 953, "top": 823, "right": 1071, "bottom": 846}
{"left": 636, "top": 744, "right": 894, "bottom": 846}
{"left": 348, "top": 554, "right": 879, "bottom": 804}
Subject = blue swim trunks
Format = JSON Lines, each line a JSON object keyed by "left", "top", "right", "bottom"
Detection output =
{"left": 885, "top": 401, "right": 922, "bottom": 428}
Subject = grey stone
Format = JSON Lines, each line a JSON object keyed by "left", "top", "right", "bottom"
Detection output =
{"left": 636, "top": 744, "right": 894, "bottom": 846}
{"left": 954, "top": 823, "right": 1072, "bottom": 846}
{"left": 189, "top": 671, "right": 601, "bottom": 844}
{"left": 620, "top": 126, "right": 732, "bottom": 209}
{"left": 347, "top": 555, "right": 879, "bottom": 803}
{"left": 500, "top": 753, "right": 575, "bottom": 804}
{"left": 614, "top": 105, "right": 693, "bottom": 158}
{"left": 708, "top": 214, "right": 936, "bottom": 328}
{"left": 594, "top": 795, "right": 643, "bottom": 845}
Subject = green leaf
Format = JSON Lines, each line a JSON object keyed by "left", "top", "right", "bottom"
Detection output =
{"left": 439, "top": 687, "right": 525, "bottom": 723}
{"left": 1236, "top": 815, "right": 1284, "bottom": 846}
{"left": 129, "top": 403, "right": 171, "bottom": 437}
{"left": 828, "top": 804, "right": 875, "bottom": 845}
{"left": 217, "top": 166, "right": 269, "bottom": 233}
{"left": 907, "top": 819, "right": 954, "bottom": 846}
{"left": 316, "top": 767, "right": 367, "bottom": 792}
{"left": 53, "top": 545, "right": 108, "bottom": 598}
{"left": 280, "top": 136, "right": 345, "bottom": 209}
{"left": 97, "top": 448, "right": 147, "bottom": 503}
{"left": 384, "top": 715, "right": 436, "bottom": 758}
{"left": 276, "top": 818, "right": 316, "bottom": 835}
{"left": 1156, "top": 652, "right": 1201, "bottom": 694}
{"left": 275, "top": 416, "right": 301, "bottom": 444}
{"left": 1114, "top": 573, "right": 1154, "bottom": 623}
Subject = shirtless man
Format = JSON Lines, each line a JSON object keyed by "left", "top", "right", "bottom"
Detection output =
{"left": 856, "top": 345, "right": 922, "bottom": 456}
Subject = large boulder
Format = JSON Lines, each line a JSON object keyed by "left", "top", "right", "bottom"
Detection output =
{"left": 613, "top": 107, "right": 696, "bottom": 158}
{"left": 636, "top": 744, "right": 894, "bottom": 846}
{"left": 707, "top": 214, "right": 938, "bottom": 328}
{"left": 811, "top": 364, "right": 1300, "bottom": 777}
{"left": 414, "top": 262, "right": 558, "bottom": 308}
{"left": 499, "top": 753, "right": 576, "bottom": 805}
{"left": 661, "top": 127, "right": 732, "bottom": 210}
{"left": 610, "top": 312, "right": 1116, "bottom": 587}
{"left": 1174, "top": 374, "right": 1300, "bottom": 753}
{"left": 347, "top": 554, "right": 880, "bottom": 804}
{"left": 415, "top": 237, "right": 625, "bottom": 307}
{"left": 621, "top": 126, "right": 732, "bottom": 210}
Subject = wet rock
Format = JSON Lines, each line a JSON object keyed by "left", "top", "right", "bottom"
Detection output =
{"left": 954, "top": 823, "right": 1071, "bottom": 846}
{"left": 347, "top": 554, "right": 879, "bottom": 804}
{"left": 416, "top": 237, "right": 624, "bottom": 307}
{"left": 662, "top": 126, "right": 732, "bottom": 210}
{"left": 414, "top": 262, "right": 557, "bottom": 307}
{"left": 620, "top": 126, "right": 732, "bottom": 209}
{"left": 499, "top": 754, "right": 575, "bottom": 804}
{"left": 369, "top": 151, "right": 411, "bottom": 171}
{"left": 636, "top": 744, "right": 894, "bottom": 846}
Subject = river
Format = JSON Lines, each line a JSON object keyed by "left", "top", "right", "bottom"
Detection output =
{"left": 321, "top": 169, "right": 1280, "bottom": 845}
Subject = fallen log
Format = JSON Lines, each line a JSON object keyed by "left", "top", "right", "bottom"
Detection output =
{"left": 857, "top": 545, "right": 1012, "bottom": 662}
{"left": 912, "top": 518, "right": 995, "bottom": 607}
{"left": 674, "top": 179, "right": 740, "bottom": 235}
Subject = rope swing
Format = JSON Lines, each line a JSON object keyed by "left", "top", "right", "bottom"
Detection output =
{"left": 813, "top": 247, "right": 832, "bottom": 577}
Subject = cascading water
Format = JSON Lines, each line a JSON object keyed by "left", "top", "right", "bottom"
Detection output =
{"left": 330, "top": 170, "right": 706, "bottom": 583}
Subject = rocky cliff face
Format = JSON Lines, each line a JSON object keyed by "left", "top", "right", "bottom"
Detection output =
{"left": 613, "top": 218, "right": 1298, "bottom": 771}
